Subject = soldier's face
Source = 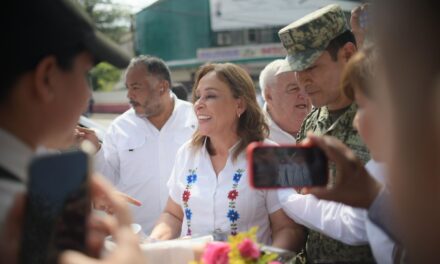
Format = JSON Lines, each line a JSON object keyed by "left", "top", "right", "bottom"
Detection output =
{"left": 296, "top": 49, "right": 350, "bottom": 110}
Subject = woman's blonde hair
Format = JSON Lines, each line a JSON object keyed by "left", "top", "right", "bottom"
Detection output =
{"left": 191, "top": 63, "right": 269, "bottom": 160}
{"left": 341, "top": 45, "right": 377, "bottom": 100}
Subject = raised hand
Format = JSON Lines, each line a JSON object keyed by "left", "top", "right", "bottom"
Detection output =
{"left": 302, "top": 133, "right": 382, "bottom": 209}
{"left": 75, "top": 126, "right": 101, "bottom": 152}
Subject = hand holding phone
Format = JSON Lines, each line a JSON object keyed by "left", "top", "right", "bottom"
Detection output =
{"left": 20, "top": 150, "right": 91, "bottom": 264}
{"left": 59, "top": 176, "right": 146, "bottom": 264}
{"left": 247, "top": 142, "right": 328, "bottom": 189}
{"left": 301, "top": 134, "right": 382, "bottom": 209}
{"left": 93, "top": 191, "right": 142, "bottom": 215}
{"left": 0, "top": 194, "right": 25, "bottom": 264}
{"left": 75, "top": 126, "right": 101, "bottom": 152}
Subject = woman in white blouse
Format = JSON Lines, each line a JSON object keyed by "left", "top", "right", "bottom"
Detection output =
{"left": 150, "top": 63, "right": 305, "bottom": 251}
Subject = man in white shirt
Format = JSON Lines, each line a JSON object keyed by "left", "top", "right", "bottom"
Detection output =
{"left": 83, "top": 56, "right": 197, "bottom": 234}
{"left": 258, "top": 59, "right": 311, "bottom": 144}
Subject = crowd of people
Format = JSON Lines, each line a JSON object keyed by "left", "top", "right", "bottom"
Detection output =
{"left": 1, "top": 0, "right": 440, "bottom": 263}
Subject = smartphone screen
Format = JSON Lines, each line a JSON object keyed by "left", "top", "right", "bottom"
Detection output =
{"left": 20, "top": 151, "right": 90, "bottom": 264}
{"left": 247, "top": 143, "right": 328, "bottom": 188}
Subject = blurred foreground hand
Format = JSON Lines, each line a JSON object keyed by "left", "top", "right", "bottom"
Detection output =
{"left": 350, "top": 4, "right": 370, "bottom": 48}
{"left": 75, "top": 126, "right": 101, "bottom": 152}
{"left": 60, "top": 176, "right": 146, "bottom": 264}
{"left": 0, "top": 194, "right": 25, "bottom": 264}
{"left": 93, "top": 190, "right": 142, "bottom": 215}
{"left": 302, "top": 133, "right": 382, "bottom": 209}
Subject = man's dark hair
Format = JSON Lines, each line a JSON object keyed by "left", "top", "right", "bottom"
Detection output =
{"left": 1, "top": 44, "right": 85, "bottom": 105}
{"left": 171, "top": 83, "right": 188, "bottom": 101}
{"left": 127, "top": 55, "right": 172, "bottom": 85}
{"left": 326, "top": 30, "right": 357, "bottom": 61}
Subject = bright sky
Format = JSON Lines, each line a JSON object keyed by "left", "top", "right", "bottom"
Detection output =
{"left": 113, "top": 0, "right": 158, "bottom": 13}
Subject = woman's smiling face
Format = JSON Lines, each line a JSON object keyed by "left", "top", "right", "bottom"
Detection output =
{"left": 193, "top": 71, "right": 242, "bottom": 138}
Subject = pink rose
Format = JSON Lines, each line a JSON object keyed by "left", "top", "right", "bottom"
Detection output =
{"left": 202, "top": 242, "right": 231, "bottom": 264}
{"left": 268, "top": 262, "right": 282, "bottom": 264}
{"left": 237, "top": 238, "right": 260, "bottom": 259}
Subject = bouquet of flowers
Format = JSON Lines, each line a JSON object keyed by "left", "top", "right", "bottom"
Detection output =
{"left": 192, "top": 227, "right": 282, "bottom": 264}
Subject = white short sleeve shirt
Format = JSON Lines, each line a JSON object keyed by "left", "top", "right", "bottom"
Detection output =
{"left": 95, "top": 96, "right": 197, "bottom": 233}
{"left": 167, "top": 140, "right": 281, "bottom": 245}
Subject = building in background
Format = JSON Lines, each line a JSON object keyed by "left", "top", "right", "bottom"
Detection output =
{"left": 134, "top": 0, "right": 359, "bottom": 92}
{"left": 92, "top": 0, "right": 359, "bottom": 114}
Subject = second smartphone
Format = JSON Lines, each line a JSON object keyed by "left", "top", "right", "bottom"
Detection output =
{"left": 247, "top": 142, "right": 328, "bottom": 189}
{"left": 20, "top": 150, "right": 91, "bottom": 264}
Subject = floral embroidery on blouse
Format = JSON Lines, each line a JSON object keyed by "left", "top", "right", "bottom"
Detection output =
{"left": 228, "top": 190, "right": 239, "bottom": 200}
{"left": 182, "top": 168, "right": 197, "bottom": 236}
{"left": 227, "top": 168, "right": 244, "bottom": 235}
{"left": 182, "top": 168, "right": 245, "bottom": 237}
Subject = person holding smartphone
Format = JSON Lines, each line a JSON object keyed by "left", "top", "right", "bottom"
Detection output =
{"left": 0, "top": 0, "right": 147, "bottom": 262}
{"left": 0, "top": 176, "right": 147, "bottom": 264}
{"left": 0, "top": 0, "right": 130, "bottom": 227}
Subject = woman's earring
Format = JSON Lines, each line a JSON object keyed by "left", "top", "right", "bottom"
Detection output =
{"left": 237, "top": 112, "right": 241, "bottom": 118}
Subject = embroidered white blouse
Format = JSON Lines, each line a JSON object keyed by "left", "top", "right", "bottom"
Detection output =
{"left": 167, "top": 139, "right": 281, "bottom": 245}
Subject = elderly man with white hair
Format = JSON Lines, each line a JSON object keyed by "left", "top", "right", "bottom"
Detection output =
{"left": 259, "top": 59, "right": 311, "bottom": 144}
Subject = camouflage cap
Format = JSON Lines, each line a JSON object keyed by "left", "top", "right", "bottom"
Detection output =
{"left": 278, "top": 4, "right": 349, "bottom": 71}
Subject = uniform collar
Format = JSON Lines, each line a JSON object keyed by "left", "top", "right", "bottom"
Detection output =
{"left": 319, "top": 103, "right": 358, "bottom": 134}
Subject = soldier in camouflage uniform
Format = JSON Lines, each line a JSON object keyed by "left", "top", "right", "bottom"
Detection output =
{"left": 278, "top": 4, "right": 374, "bottom": 263}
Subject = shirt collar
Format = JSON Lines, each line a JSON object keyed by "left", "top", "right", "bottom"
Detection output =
{"left": 172, "top": 94, "right": 197, "bottom": 129}
{"left": 202, "top": 137, "right": 242, "bottom": 157}
{"left": 0, "top": 128, "right": 35, "bottom": 183}
{"left": 137, "top": 93, "right": 195, "bottom": 129}
{"left": 323, "top": 103, "right": 358, "bottom": 134}
{"left": 263, "top": 103, "right": 292, "bottom": 135}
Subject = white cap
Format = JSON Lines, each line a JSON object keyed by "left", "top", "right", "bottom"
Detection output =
{"left": 275, "top": 58, "right": 294, "bottom": 76}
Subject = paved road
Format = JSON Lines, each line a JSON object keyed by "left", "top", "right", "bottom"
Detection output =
{"left": 89, "top": 113, "right": 118, "bottom": 129}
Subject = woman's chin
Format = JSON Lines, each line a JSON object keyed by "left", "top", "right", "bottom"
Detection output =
{"left": 197, "top": 126, "right": 213, "bottom": 137}
{"left": 198, "top": 131, "right": 210, "bottom": 137}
